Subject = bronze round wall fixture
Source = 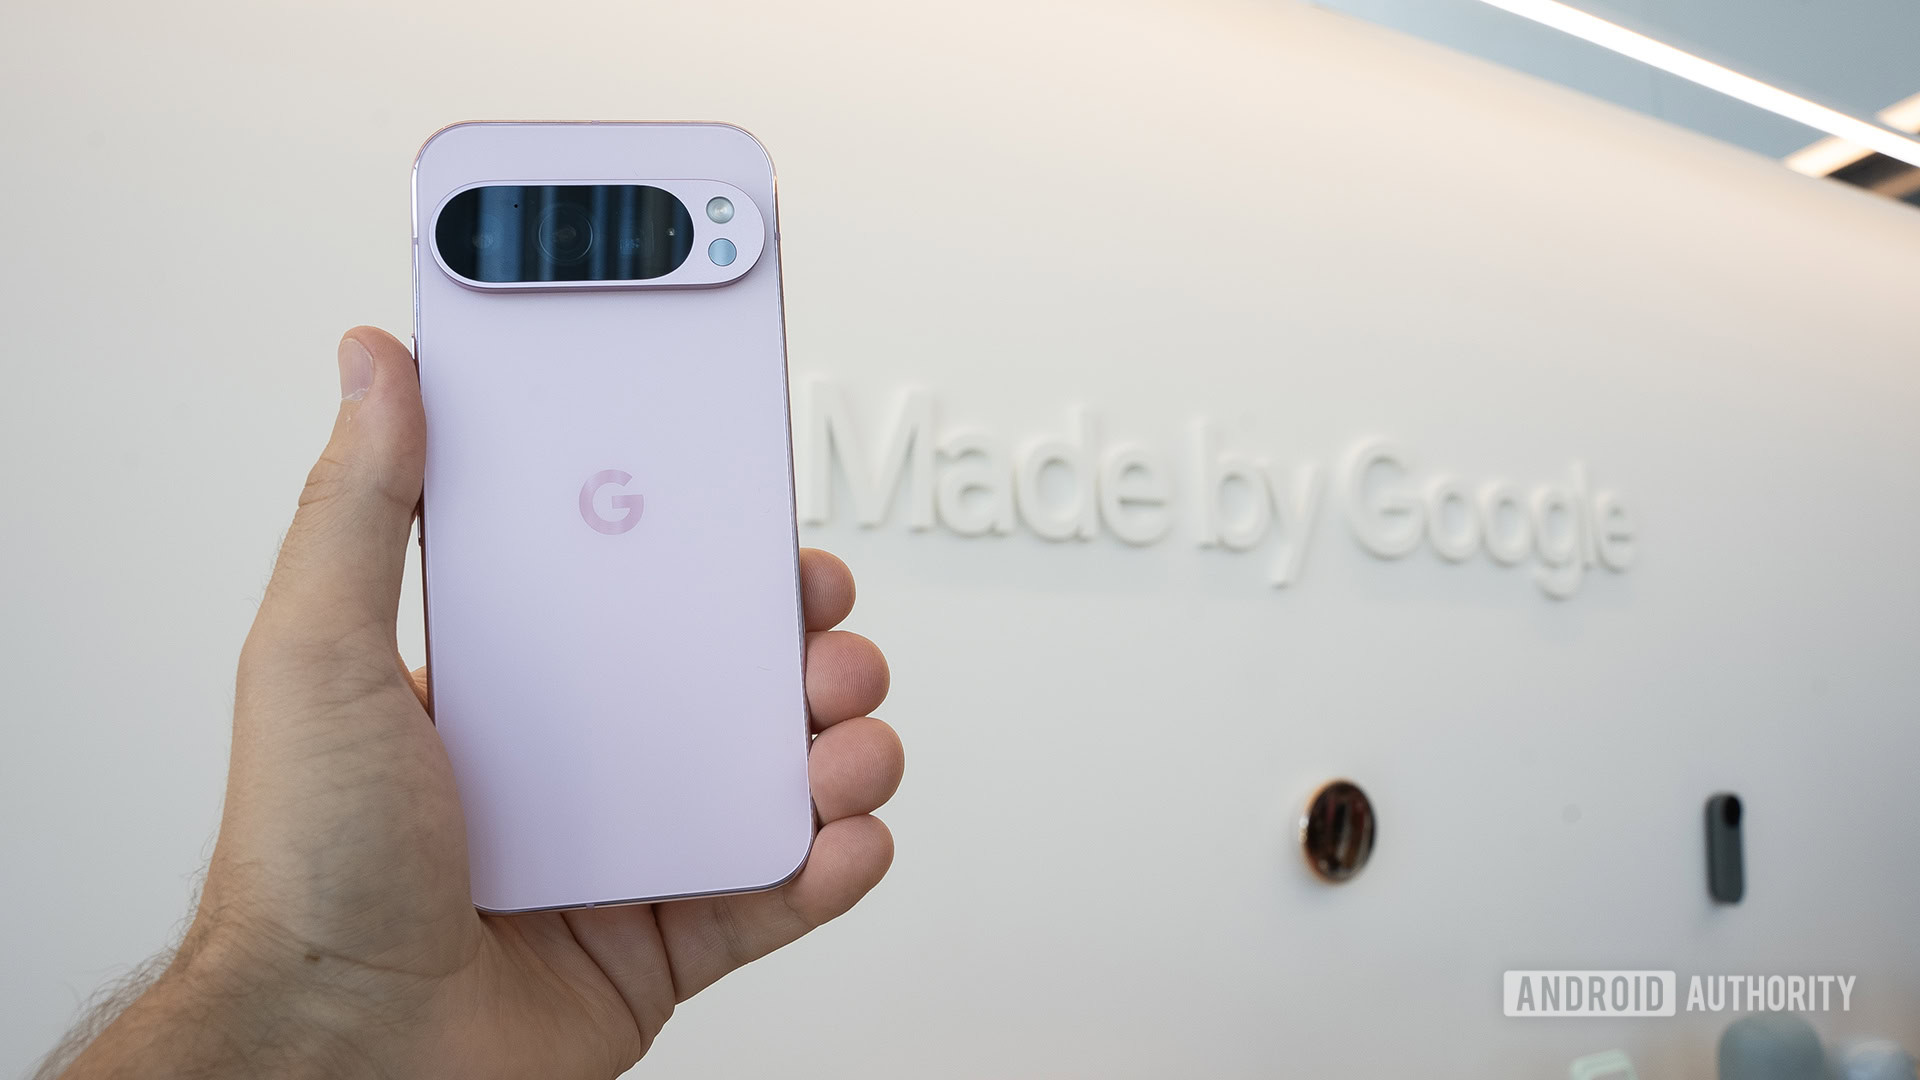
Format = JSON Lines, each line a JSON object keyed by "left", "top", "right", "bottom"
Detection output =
{"left": 1301, "top": 779, "right": 1376, "bottom": 883}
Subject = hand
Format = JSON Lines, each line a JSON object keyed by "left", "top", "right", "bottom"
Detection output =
{"left": 58, "top": 328, "right": 903, "bottom": 1079}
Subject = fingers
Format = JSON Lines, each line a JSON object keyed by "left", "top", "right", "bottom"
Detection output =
{"left": 804, "top": 631, "right": 888, "bottom": 729}
{"left": 407, "top": 663, "right": 430, "bottom": 711}
{"left": 557, "top": 905, "right": 677, "bottom": 1054}
{"left": 657, "top": 815, "right": 894, "bottom": 1001}
{"left": 808, "top": 716, "right": 904, "bottom": 821}
{"left": 799, "top": 549, "right": 854, "bottom": 631}
{"left": 247, "top": 327, "right": 424, "bottom": 670}
{"left": 777, "top": 815, "right": 893, "bottom": 929}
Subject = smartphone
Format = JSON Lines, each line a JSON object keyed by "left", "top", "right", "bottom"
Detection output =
{"left": 412, "top": 122, "right": 813, "bottom": 913}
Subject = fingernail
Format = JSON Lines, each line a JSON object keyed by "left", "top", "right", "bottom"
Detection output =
{"left": 338, "top": 337, "right": 373, "bottom": 401}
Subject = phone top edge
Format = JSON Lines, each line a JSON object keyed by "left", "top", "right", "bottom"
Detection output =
{"left": 414, "top": 120, "right": 775, "bottom": 177}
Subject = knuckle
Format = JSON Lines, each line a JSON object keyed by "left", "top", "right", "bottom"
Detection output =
{"left": 296, "top": 447, "right": 418, "bottom": 521}
{"left": 297, "top": 452, "right": 354, "bottom": 513}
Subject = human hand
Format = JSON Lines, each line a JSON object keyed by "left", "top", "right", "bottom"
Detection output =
{"left": 57, "top": 327, "right": 902, "bottom": 1079}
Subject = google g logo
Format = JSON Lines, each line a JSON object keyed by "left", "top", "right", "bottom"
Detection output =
{"left": 578, "top": 469, "right": 644, "bottom": 535}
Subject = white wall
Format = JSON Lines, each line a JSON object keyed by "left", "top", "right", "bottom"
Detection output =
{"left": 2, "top": 0, "right": 1918, "bottom": 1076}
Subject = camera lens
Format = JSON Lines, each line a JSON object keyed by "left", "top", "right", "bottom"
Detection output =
{"left": 437, "top": 184, "right": 693, "bottom": 283}
{"left": 471, "top": 213, "right": 506, "bottom": 252}
{"left": 537, "top": 203, "right": 594, "bottom": 265}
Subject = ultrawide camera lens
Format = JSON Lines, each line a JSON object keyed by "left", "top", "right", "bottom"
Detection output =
{"left": 537, "top": 203, "right": 595, "bottom": 265}
{"left": 471, "top": 213, "right": 505, "bottom": 251}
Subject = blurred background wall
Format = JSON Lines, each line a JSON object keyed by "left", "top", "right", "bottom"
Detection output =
{"left": 2, "top": 1, "right": 1917, "bottom": 1076}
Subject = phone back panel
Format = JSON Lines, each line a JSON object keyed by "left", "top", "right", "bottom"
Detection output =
{"left": 413, "top": 122, "right": 812, "bottom": 912}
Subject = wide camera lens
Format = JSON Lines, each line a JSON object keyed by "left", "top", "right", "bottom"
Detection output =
{"left": 537, "top": 203, "right": 594, "bottom": 265}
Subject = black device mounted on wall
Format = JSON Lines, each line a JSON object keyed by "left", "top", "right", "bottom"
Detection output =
{"left": 1705, "top": 793, "right": 1745, "bottom": 904}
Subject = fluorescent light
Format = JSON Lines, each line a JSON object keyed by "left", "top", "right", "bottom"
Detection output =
{"left": 1784, "top": 91, "right": 1920, "bottom": 177}
{"left": 1468, "top": 0, "right": 1920, "bottom": 170}
{"left": 1784, "top": 136, "right": 1875, "bottom": 178}
{"left": 1878, "top": 91, "right": 1920, "bottom": 133}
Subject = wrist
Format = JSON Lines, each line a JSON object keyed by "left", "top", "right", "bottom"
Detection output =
{"left": 61, "top": 919, "right": 394, "bottom": 1080}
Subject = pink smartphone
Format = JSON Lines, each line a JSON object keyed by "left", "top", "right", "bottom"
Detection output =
{"left": 412, "top": 121, "right": 813, "bottom": 913}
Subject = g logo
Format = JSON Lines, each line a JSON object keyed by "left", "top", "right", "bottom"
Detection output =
{"left": 579, "top": 469, "right": 644, "bottom": 535}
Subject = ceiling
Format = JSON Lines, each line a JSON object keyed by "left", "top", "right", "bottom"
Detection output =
{"left": 1310, "top": 0, "right": 1920, "bottom": 163}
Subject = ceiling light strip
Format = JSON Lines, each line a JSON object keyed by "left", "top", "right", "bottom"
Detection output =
{"left": 1785, "top": 92, "right": 1920, "bottom": 177}
{"left": 1469, "top": 0, "right": 1920, "bottom": 170}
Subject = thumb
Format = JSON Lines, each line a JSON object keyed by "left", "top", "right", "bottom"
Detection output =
{"left": 249, "top": 327, "right": 424, "bottom": 666}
